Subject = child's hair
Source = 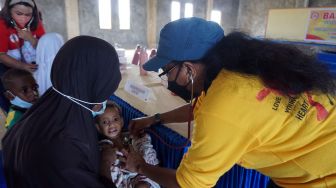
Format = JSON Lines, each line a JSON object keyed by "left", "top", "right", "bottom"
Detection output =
{"left": 1, "top": 69, "right": 33, "bottom": 91}
{"left": 95, "top": 100, "right": 123, "bottom": 123}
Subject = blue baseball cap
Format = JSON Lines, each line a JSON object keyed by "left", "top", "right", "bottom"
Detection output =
{"left": 143, "top": 17, "right": 224, "bottom": 72}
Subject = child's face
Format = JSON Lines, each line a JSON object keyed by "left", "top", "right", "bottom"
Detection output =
{"left": 97, "top": 107, "right": 123, "bottom": 139}
{"left": 6, "top": 75, "right": 39, "bottom": 103}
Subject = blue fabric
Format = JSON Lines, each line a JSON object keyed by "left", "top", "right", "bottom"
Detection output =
{"left": 0, "top": 151, "right": 7, "bottom": 188}
{"left": 110, "top": 95, "right": 270, "bottom": 188}
{"left": 317, "top": 51, "right": 336, "bottom": 75}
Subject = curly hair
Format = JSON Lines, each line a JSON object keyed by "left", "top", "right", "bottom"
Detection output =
{"left": 1, "top": 68, "right": 33, "bottom": 91}
{"left": 202, "top": 32, "right": 336, "bottom": 96}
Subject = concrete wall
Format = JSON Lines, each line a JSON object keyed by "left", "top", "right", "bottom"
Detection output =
{"left": 156, "top": 0, "right": 238, "bottom": 42}
{"left": 36, "top": 0, "right": 67, "bottom": 39}
{"left": 5, "top": 0, "right": 334, "bottom": 48}
{"left": 309, "top": 0, "right": 336, "bottom": 7}
{"left": 237, "top": 0, "right": 336, "bottom": 37}
{"left": 237, "top": 0, "right": 306, "bottom": 37}
{"left": 77, "top": 0, "right": 239, "bottom": 48}
{"left": 213, "top": 0, "right": 240, "bottom": 34}
{"left": 33, "top": 0, "right": 239, "bottom": 47}
{"left": 156, "top": 0, "right": 208, "bottom": 43}
{"left": 78, "top": 0, "right": 147, "bottom": 49}
{"left": 156, "top": 0, "right": 208, "bottom": 36}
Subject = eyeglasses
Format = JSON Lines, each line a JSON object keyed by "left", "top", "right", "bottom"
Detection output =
{"left": 158, "top": 64, "right": 179, "bottom": 81}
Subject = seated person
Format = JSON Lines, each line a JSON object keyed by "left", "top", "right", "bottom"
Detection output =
{"left": 34, "top": 32, "right": 64, "bottom": 95}
{"left": 1, "top": 69, "right": 39, "bottom": 129}
{"left": 96, "top": 100, "right": 160, "bottom": 188}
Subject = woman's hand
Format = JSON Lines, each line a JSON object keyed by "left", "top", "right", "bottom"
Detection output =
{"left": 100, "top": 145, "right": 118, "bottom": 180}
{"left": 20, "top": 63, "right": 38, "bottom": 72}
{"left": 128, "top": 116, "right": 155, "bottom": 136}
{"left": 121, "top": 146, "right": 146, "bottom": 173}
{"left": 15, "top": 27, "right": 34, "bottom": 41}
{"left": 101, "top": 145, "right": 117, "bottom": 165}
{"left": 15, "top": 27, "right": 37, "bottom": 47}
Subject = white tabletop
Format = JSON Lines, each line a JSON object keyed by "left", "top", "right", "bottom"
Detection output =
{"left": 116, "top": 64, "right": 192, "bottom": 138}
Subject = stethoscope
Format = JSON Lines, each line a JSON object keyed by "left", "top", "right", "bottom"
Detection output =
{"left": 144, "top": 71, "right": 196, "bottom": 149}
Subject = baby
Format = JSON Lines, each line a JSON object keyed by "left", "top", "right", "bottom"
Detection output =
{"left": 96, "top": 100, "right": 160, "bottom": 188}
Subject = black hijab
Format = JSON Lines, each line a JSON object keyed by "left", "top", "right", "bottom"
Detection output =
{"left": 2, "top": 36, "right": 121, "bottom": 188}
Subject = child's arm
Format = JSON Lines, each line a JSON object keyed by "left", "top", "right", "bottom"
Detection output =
{"left": 132, "top": 134, "right": 159, "bottom": 166}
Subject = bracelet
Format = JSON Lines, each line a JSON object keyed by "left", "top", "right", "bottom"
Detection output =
{"left": 153, "top": 113, "right": 161, "bottom": 124}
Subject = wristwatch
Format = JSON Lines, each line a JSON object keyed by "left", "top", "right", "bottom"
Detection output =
{"left": 153, "top": 113, "right": 161, "bottom": 124}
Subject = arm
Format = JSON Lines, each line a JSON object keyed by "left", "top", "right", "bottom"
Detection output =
{"left": 15, "top": 28, "right": 38, "bottom": 48}
{"left": 159, "top": 104, "right": 192, "bottom": 124}
{"left": 123, "top": 146, "right": 180, "bottom": 188}
{"left": 27, "top": 35, "right": 38, "bottom": 48}
{"left": 99, "top": 146, "right": 117, "bottom": 181}
{"left": 129, "top": 104, "right": 191, "bottom": 135}
{"left": 0, "top": 53, "right": 37, "bottom": 72}
{"left": 16, "top": 21, "right": 45, "bottom": 48}
{"left": 133, "top": 134, "right": 159, "bottom": 165}
{"left": 139, "top": 164, "right": 179, "bottom": 188}
{"left": 0, "top": 53, "right": 22, "bottom": 68}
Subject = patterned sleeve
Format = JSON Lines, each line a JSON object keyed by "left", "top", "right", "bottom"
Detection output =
{"left": 132, "top": 133, "right": 159, "bottom": 165}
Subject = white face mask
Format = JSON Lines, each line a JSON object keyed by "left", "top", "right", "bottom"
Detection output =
{"left": 7, "top": 91, "right": 32, "bottom": 109}
{"left": 52, "top": 87, "right": 107, "bottom": 117}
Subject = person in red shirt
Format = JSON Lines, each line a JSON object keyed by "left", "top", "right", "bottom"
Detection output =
{"left": 0, "top": 0, "right": 45, "bottom": 111}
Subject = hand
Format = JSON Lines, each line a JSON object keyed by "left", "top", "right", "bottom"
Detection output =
{"left": 131, "top": 175, "right": 149, "bottom": 188}
{"left": 121, "top": 146, "right": 146, "bottom": 173}
{"left": 20, "top": 63, "right": 38, "bottom": 72}
{"left": 128, "top": 116, "right": 155, "bottom": 136}
{"left": 15, "top": 27, "right": 34, "bottom": 41}
{"left": 101, "top": 145, "right": 118, "bottom": 165}
{"left": 100, "top": 145, "right": 118, "bottom": 179}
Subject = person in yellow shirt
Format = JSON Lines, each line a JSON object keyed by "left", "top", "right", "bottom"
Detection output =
{"left": 125, "top": 17, "right": 336, "bottom": 188}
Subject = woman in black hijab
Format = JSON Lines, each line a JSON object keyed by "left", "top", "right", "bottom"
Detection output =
{"left": 2, "top": 36, "right": 121, "bottom": 188}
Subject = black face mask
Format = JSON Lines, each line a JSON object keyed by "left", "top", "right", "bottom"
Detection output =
{"left": 168, "top": 81, "right": 191, "bottom": 102}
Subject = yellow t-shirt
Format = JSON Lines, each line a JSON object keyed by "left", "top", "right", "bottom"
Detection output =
{"left": 176, "top": 70, "right": 336, "bottom": 188}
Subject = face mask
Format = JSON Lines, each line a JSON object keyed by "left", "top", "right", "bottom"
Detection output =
{"left": 91, "top": 101, "right": 107, "bottom": 117}
{"left": 52, "top": 87, "right": 107, "bottom": 117}
{"left": 7, "top": 91, "right": 32, "bottom": 109}
{"left": 12, "top": 16, "right": 32, "bottom": 29}
{"left": 168, "top": 81, "right": 192, "bottom": 102}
